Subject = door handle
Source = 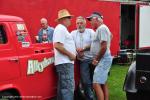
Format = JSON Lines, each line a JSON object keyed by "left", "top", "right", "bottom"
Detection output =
{"left": 9, "top": 58, "right": 19, "bottom": 62}
{"left": 35, "top": 50, "right": 41, "bottom": 53}
{"left": 35, "top": 50, "right": 45, "bottom": 53}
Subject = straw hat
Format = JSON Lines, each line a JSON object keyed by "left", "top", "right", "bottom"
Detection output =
{"left": 56, "top": 9, "right": 73, "bottom": 21}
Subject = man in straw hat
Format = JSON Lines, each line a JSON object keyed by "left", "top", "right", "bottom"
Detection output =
{"left": 53, "top": 9, "right": 76, "bottom": 100}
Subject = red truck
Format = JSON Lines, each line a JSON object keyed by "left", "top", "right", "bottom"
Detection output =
{"left": 0, "top": 15, "right": 58, "bottom": 100}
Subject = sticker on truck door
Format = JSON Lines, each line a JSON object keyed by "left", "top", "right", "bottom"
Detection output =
{"left": 16, "top": 23, "right": 31, "bottom": 45}
{"left": 17, "top": 24, "right": 25, "bottom": 31}
{"left": 22, "top": 42, "right": 30, "bottom": 47}
{"left": 27, "top": 57, "right": 54, "bottom": 75}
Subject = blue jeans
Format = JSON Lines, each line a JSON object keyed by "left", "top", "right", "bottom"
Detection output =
{"left": 79, "top": 59, "right": 94, "bottom": 100}
{"left": 56, "top": 63, "right": 75, "bottom": 100}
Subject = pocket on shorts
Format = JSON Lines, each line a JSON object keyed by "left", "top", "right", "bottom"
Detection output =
{"left": 98, "top": 58, "right": 112, "bottom": 70}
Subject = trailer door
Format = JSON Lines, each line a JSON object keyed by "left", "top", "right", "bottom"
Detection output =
{"left": 139, "top": 5, "right": 150, "bottom": 48}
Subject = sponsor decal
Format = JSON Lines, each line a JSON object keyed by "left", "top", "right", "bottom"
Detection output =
{"left": 27, "top": 57, "right": 54, "bottom": 75}
{"left": 22, "top": 42, "right": 30, "bottom": 47}
{"left": 17, "top": 24, "right": 25, "bottom": 31}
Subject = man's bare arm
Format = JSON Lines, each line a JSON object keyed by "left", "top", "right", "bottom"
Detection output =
{"left": 54, "top": 42, "right": 76, "bottom": 60}
{"left": 95, "top": 41, "right": 107, "bottom": 61}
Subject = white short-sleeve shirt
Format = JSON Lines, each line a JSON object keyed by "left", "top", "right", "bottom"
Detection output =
{"left": 53, "top": 24, "right": 76, "bottom": 65}
{"left": 71, "top": 28, "right": 95, "bottom": 60}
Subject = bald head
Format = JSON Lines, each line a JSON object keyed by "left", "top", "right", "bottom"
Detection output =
{"left": 41, "top": 18, "right": 48, "bottom": 24}
{"left": 40, "top": 18, "right": 48, "bottom": 29}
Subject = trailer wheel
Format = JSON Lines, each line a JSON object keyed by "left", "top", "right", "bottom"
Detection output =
{"left": 0, "top": 92, "right": 17, "bottom": 100}
{"left": 126, "top": 92, "right": 138, "bottom": 100}
{"left": 126, "top": 90, "right": 150, "bottom": 100}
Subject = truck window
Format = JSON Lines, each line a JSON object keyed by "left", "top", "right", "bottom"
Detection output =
{"left": 0, "top": 25, "right": 7, "bottom": 44}
{"left": 16, "top": 31, "right": 28, "bottom": 42}
{"left": 14, "top": 23, "right": 31, "bottom": 47}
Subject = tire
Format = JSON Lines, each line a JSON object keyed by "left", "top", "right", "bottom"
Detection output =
{"left": 126, "top": 90, "right": 150, "bottom": 100}
{"left": 0, "top": 92, "right": 17, "bottom": 100}
{"left": 126, "top": 92, "right": 138, "bottom": 100}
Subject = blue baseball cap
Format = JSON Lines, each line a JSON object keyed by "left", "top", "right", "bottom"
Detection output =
{"left": 86, "top": 12, "right": 103, "bottom": 21}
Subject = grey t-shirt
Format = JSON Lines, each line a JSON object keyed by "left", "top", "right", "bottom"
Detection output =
{"left": 90, "top": 24, "right": 112, "bottom": 58}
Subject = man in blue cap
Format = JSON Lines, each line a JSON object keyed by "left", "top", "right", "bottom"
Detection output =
{"left": 87, "top": 12, "right": 113, "bottom": 100}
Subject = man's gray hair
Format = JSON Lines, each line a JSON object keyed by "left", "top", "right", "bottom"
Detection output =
{"left": 76, "top": 16, "right": 86, "bottom": 24}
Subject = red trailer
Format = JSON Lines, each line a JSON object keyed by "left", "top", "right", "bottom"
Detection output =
{"left": 0, "top": 0, "right": 150, "bottom": 58}
{"left": 0, "top": 0, "right": 121, "bottom": 57}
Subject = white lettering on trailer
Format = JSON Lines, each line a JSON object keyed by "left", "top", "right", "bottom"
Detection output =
{"left": 27, "top": 57, "right": 54, "bottom": 75}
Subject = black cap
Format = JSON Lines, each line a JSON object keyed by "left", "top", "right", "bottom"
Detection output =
{"left": 86, "top": 12, "right": 103, "bottom": 21}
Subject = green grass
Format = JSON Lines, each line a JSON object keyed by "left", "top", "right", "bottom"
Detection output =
{"left": 108, "top": 64, "right": 129, "bottom": 100}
